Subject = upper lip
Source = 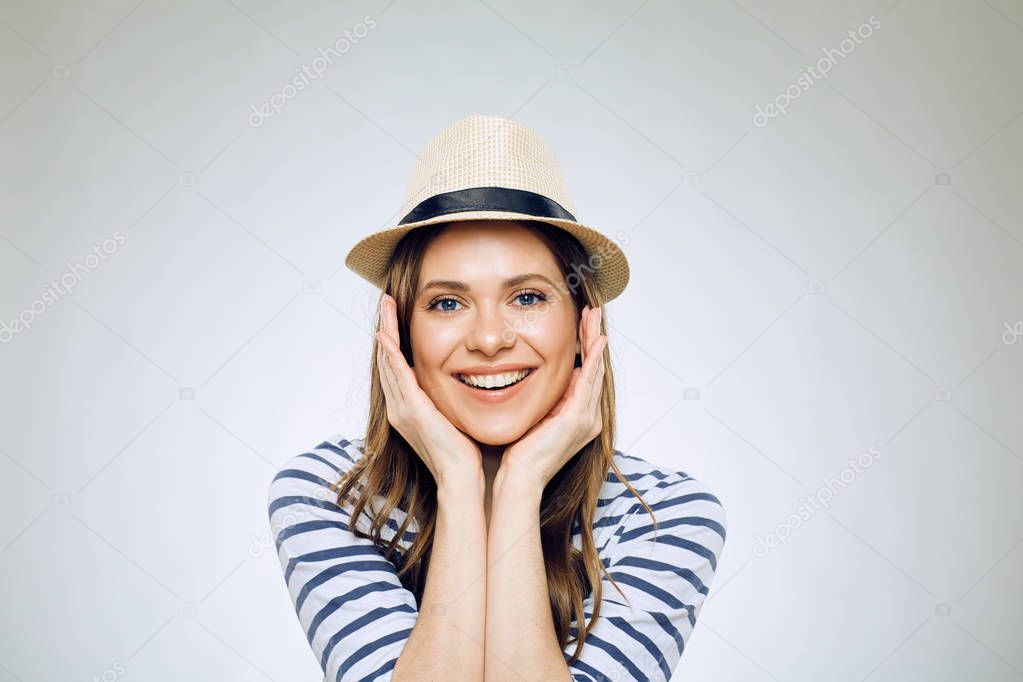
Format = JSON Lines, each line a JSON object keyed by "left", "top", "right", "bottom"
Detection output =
{"left": 452, "top": 364, "right": 536, "bottom": 376}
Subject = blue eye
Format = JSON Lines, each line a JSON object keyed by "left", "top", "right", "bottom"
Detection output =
{"left": 425, "top": 290, "right": 548, "bottom": 313}
{"left": 516, "top": 290, "right": 547, "bottom": 306}
{"left": 426, "top": 297, "right": 462, "bottom": 313}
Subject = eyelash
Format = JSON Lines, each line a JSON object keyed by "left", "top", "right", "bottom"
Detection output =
{"left": 425, "top": 289, "right": 548, "bottom": 313}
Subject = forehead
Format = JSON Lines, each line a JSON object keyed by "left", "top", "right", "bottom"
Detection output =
{"left": 418, "top": 221, "right": 562, "bottom": 287}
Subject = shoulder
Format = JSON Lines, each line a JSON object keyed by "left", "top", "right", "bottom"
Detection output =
{"left": 606, "top": 448, "right": 727, "bottom": 552}
{"left": 266, "top": 434, "right": 367, "bottom": 511}
{"left": 266, "top": 434, "right": 418, "bottom": 680}
{"left": 615, "top": 448, "right": 725, "bottom": 507}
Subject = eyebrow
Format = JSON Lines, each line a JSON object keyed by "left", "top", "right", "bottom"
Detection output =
{"left": 419, "top": 273, "right": 558, "bottom": 295}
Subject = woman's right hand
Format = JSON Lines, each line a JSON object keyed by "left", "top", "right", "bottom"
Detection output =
{"left": 374, "top": 293, "right": 483, "bottom": 490}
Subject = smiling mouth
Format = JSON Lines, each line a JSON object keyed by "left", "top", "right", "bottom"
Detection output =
{"left": 454, "top": 368, "right": 536, "bottom": 390}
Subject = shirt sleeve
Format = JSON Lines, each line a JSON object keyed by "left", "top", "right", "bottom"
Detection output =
{"left": 564, "top": 475, "right": 728, "bottom": 682}
{"left": 267, "top": 440, "right": 419, "bottom": 682}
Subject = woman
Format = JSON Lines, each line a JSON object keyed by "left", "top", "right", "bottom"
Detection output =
{"left": 267, "top": 115, "right": 727, "bottom": 681}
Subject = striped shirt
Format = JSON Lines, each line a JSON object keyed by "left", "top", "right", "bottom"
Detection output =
{"left": 268, "top": 435, "right": 727, "bottom": 682}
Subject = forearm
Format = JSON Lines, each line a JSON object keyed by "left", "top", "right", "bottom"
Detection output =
{"left": 484, "top": 469, "right": 572, "bottom": 682}
{"left": 394, "top": 474, "right": 488, "bottom": 681}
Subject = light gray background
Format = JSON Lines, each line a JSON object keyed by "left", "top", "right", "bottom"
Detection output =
{"left": 1, "top": 1, "right": 1022, "bottom": 680}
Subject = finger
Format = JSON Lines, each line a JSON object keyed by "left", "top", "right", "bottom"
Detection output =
{"left": 587, "top": 336, "right": 607, "bottom": 413}
{"left": 375, "top": 301, "right": 396, "bottom": 401}
{"left": 585, "top": 305, "right": 601, "bottom": 359}
{"left": 382, "top": 294, "right": 400, "bottom": 347}
{"left": 382, "top": 296, "right": 419, "bottom": 403}
{"left": 572, "top": 306, "right": 598, "bottom": 407}
{"left": 579, "top": 332, "right": 604, "bottom": 410}
{"left": 584, "top": 305, "right": 599, "bottom": 360}
{"left": 579, "top": 304, "right": 590, "bottom": 365}
{"left": 564, "top": 335, "right": 601, "bottom": 416}
{"left": 584, "top": 335, "right": 605, "bottom": 383}
{"left": 376, "top": 337, "right": 399, "bottom": 414}
{"left": 376, "top": 332, "right": 401, "bottom": 406}
{"left": 376, "top": 330, "right": 407, "bottom": 403}
{"left": 581, "top": 310, "right": 603, "bottom": 371}
{"left": 388, "top": 332, "right": 429, "bottom": 416}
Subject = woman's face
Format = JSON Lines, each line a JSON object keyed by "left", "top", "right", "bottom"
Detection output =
{"left": 409, "top": 220, "right": 580, "bottom": 446}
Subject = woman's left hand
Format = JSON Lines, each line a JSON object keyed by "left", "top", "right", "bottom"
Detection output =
{"left": 498, "top": 303, "right": 608, "bottom": 493}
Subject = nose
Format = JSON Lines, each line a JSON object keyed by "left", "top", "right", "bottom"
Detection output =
{"left": 464, "top": 303, "right": 515, "bottom": 356}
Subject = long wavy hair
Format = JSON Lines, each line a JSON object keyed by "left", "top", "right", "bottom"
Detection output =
{"left": 330, "top": 219, "right": 658, "bottom": 662}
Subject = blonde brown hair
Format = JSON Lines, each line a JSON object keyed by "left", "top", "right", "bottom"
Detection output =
{"left": 330, "top": 219, "right": 657, "bottom": 662}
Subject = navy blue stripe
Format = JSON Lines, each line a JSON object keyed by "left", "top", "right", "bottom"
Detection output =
{"left": 566, "top": 658, "right": 610, "bottom": 681}
{"left": 309, "top": 581, "right": 409, "bottom": 646}
{"left": 269, "top": 494, "right": 343, "bottom": 519}
{"left": 595, "top": 478, "right": 682, "bottom": 508}
{"left": 317, "top": 439, "right": 355, "bottom": 461}
{"left": 358, "top": 655, "right": 399, "bottom": 682}
{"left": 651, "top": 491, "right": 721, "bottom": 511}
{"left": 273, "top": 468, "right": 334, "bottom": 488}
{"left": 318, "top": 598, "right": 415, "bottom": 670}
{"left": 572, "top": 512, "right": 627, "bottom": 536}
{"left": 271, "top": 500, "right": 418, "bottom": 549}
{"left": 621, "top": 514, "right": 726, "bottom": 544}
{"left": 566, "top": 629, "right": 646, "bottom": 681}
{"left": 651, "top": 608, "right": 688, "bottom": 654}
{"left": 606, "top": 469, "right": 686, "bottom": 484}
{"left": 297, "top": 451, "right": 341, "bottom": 472}
{"left": 607, "top": 615, "right": 672, "bottom": 680}
{"left": 647, "top": 534, "right": 719, "bottom": 571}
{"left": 337, "top": 626, "right": 414, "bottom": 682}
{"left": 276, "top": 519, "right": 347, "bottom": 552}
{"left": 615, "top": 554, "right": 709, "bottom": 596}
{"left": 607, "top": 571, "right": 694, "bottom": 613}
{"left": 622, "top": 491, "right": 722, "bottom": 517}
{"left": 285, "top": 545, "right": 381, "bottom": 583}
{"left": 296, "top": 560, "right": 398, "bottom": 613}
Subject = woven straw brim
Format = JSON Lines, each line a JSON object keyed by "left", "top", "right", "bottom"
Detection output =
{"left": 344, "top": 211, "right": 630, "bottom": 304}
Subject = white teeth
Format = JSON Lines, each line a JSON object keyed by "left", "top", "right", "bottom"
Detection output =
{"left": 458, "top": 369, "right": 530, "bottom": 389}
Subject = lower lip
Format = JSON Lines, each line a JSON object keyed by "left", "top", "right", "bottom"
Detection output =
{"left": 452, "top": 369, "right": 537, "bottom": 403}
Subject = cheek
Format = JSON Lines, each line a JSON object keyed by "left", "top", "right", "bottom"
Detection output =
{"left": 517, "top": 306, "right": 577, "bottom": 358}
{"left": 409, "top": 320, "right": 458, "bottom": 382}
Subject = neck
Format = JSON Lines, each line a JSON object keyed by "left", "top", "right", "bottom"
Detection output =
{"left": 478, "top": 442, "right": 504, "bottom": 529}
{"left": 479, "top": 442, "right": 504, "bottom": 487}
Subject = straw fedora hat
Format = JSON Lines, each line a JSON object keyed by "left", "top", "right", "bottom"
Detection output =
{"left": 343, "top": 114, "right": 630, "bottom": 304}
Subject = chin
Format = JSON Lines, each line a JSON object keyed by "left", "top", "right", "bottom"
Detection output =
{"left": 460, "top": 419, "right": 531, "bottom": 447}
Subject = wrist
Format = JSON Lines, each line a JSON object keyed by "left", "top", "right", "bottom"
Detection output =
{"left": 493, "top": 463, "right": 544, "bottom": 502}
{"left": 437, "top": 469, "right": 486, "bottom": 503}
